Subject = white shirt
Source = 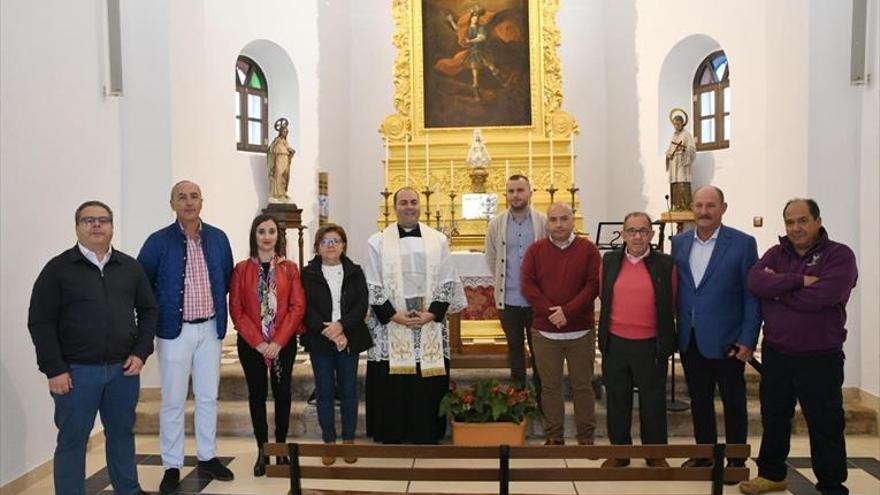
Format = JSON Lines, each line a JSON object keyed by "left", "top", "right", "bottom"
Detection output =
{"left": 689, "top": 227, "right": 720, "bottom": 287}
{"left": 321, "top": 263, "right": 344, "bottom": 322}
{"left": 78, "top": 243, "right": 112, "bottom": 273}
{"left": 625, "top": 248, "right": 650, "bottom": 264}
{"left": 550, "top": 231, "right": 576, "bottom": 250}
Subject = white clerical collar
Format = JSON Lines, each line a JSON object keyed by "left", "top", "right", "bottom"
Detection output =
{"left": 693, "top": 226, "right": 721, "bottom": 244}
{"left": 78, "top": 242, "right": 112, "bottom": 271}
{"left": 551, "top": 231, "right": 576, "bottom": 250}
{"left": 625, "top": 247, "right": 650, "bottom": 263}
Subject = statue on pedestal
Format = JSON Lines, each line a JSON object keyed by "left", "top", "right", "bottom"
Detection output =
{"left": 466, "top": 129, "right": 491, "bottom": 192}
{"left": 267, "top": 117, "right": 295, "bottom": 203}
{"left": 665, "top": 108, "right": 696, "bottom": 211}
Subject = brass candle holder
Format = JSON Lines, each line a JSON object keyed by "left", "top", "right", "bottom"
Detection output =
{"left": 434, "top": 209, "right": 442, "bottom": 229}
{"left": 545, "top": 184, "right": 559, "bottom": 203}
{"left": 567, "top": 184, "right": 580, "bottom": 215}
{"left": 422, "top": 186, "right": 434, "bottom": 225}
{"left": 447, "top": 191, "right": 459, "bottom": 237}
{"left": 380, "top": 188, "right": 392, "bottom": 228}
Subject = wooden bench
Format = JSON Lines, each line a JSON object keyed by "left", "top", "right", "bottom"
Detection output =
{"left": 264, "top": 442, "right": 751, "bottom": 495}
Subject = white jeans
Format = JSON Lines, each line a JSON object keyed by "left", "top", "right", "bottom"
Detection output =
{"left": 158, "top": 320, "right": 222, "bottom": 469}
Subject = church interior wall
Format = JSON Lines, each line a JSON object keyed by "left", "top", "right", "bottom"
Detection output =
{"left": 0, "top": 0, "right": 126, "bottom": 485}
{"left": 858, "top": 0, "right": 879, "bottom": 398}
{"left": 1, "top": 0, "right": 878, "bottom": 487}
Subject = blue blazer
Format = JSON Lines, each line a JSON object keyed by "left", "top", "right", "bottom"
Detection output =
{"left": 671, "top": 225, "right": 761, "bottom": 359}
{"left": 137, "top": 222, "right": 233, "bottom": 340}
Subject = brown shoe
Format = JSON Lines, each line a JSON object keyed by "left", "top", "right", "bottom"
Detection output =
{"left": 645, "top": 458, "right": 670, "bottom": 468}
{"left": 601, "top": 458, "right": 631, "bottom": 468}
{"left": 577, "top": 438, "right": 598, "bottom": 459}
{"left": 544, "top": 438, "right": 565, "bottom": 446}
{"left": 321, "top": 455, "right": 336, "bottom": 466}
{"left": 681, "top": 457, "right": 713, "bottom": 468}
{"left": 342, "top": 439, "right": 357, "bottom": 464}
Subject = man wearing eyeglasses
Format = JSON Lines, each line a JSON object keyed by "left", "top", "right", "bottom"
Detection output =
{"left": 28, "top": 201, "right": 157, "bottom": 495}
{"left": 597, "top": 212, "right": 677, "bottom": 468}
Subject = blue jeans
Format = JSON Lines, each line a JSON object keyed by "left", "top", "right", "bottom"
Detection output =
{"left": 52, "top": 363, "right": 140, "bottom": 495}
{"left": 310, "top": 351, "right": 359, "bottom": 443}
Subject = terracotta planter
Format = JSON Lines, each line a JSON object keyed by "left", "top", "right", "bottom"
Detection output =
{"left": 451, "top": 420, "right": 527, "bottom": 446}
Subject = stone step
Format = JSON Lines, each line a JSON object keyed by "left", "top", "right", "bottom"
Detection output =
{"left": 201, "top": 355, "right": 762, "bottom": 402}
{"left": 133, "top": 395, "right": 878, "bottom": 440}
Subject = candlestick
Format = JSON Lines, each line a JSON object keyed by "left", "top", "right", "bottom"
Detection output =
{"left": 549, "top": 131, "right": 554, "bottom": 184}
{"left": 404, "top": 136, "right": 410, "bottom": 186}
{"left": 449, "top": 160, "right": 455, "bottom": 189}
{"left": 434, "top": 209, "right": 441, "bottom": 229}
{"left": 505, "top": 159, "right": 510, "bottom": 180}
{"left": 545, "top": 184, "right": 558, "bottom": 204}
{"left": 380, "top": 187, "right": 393, "bottom": 228}
{"left": 422, "top": 186, "right": 433, "bottom": 224}
{"left": 570, "top": 136, "right": 575, "bottom": 184}
{"left": 425, "top": 133, "right": 430, "bottom": 186}
{"left": 567, "top": 185, "right": 580, "bottom": 215}
{"left": 384, "top": 137, "right": 390, "bottom": 184}
{"left": 528, "top": 133, "right": 533, "bottom": 178}
{"left": 447, "top": 191, "right": 459, "bottom": 237}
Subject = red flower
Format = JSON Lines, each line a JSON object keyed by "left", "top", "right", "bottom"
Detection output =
{"left": 462, "top": 393, "right": 475, "bottom": 405}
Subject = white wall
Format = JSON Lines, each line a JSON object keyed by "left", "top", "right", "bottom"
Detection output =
{"left": 0, "top": 0, "right": 125, "bottom": 485}
{"left": 858, "top": 0, "right": 880, "bottom": 398}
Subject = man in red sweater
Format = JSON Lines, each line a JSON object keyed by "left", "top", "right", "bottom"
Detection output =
{"left": 597, "top": 212, "right": 677, "bottom": 468}
{"left": 521, "top": 203, "right": 601, "bottom": 445}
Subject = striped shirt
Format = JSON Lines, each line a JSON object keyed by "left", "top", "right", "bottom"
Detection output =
{"left": 182, "top": 230, "right": 214, "bottom": 321}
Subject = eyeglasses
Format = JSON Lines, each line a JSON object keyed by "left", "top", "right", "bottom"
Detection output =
{"left": 624, "top": 228, "right": 652, "bottom": 237}
{"left": 320, "top": 238, "right": 343, "bottom": 247}
{"left": 79, "top": 216, "right": 112, "bottom": 226}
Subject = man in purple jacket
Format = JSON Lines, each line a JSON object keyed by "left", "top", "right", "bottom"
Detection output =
{"left": 740, "top": 199, "right": 857, "bottom": 495}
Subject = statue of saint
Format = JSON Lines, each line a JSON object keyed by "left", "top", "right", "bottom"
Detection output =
{"left": 267, "top": 118, "right": 295, "bottom": 203}
{"left": 665, "top": 109, "right": 696, "bottom": 211}
{"left": 466, "top": 128, "right": 491, "bottom": 169}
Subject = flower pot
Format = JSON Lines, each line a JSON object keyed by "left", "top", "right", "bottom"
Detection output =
{"left": 451, "top": 420, "right": 527, "bottom": 446}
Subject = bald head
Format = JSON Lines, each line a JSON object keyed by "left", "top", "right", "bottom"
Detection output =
{"left": 693, "top": 185, "right": 725, "bottom": 204}
{"left": 170, "top": 180, "right": 203, "bottom": 224}
{"left": 547, "top": 202, "right": 574, "bottom": 243}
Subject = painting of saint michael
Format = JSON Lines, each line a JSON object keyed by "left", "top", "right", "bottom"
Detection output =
{"left": 422, "top": 0, "right": 531, "bottom": 128}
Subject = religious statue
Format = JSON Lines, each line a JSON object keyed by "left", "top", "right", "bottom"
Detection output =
{"left": 267, "top": 117, "right": 295, "bottom": 203}
{"left": 665, "top": 108, "right": 696, "bottom": 211}
{"left": 466, "top": 128, "right": 491, "bottom": 168}
{"left": 465, "top": 128, "right": 491, "bottom": 192}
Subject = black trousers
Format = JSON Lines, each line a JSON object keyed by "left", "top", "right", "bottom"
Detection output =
{"left": 757, "top": 344, "right": 848, "bottom": 494}
{"left": 603, "top": 335, "right": 668, "bottom": 447}
{"left": 680, "top": 338, "right": 747, "bottom": 461}
{"left": 498, "top": 305, "right": 540, "bottom": 389}
{"left": 237, "top": 336, "right": 296, "bottom": 447}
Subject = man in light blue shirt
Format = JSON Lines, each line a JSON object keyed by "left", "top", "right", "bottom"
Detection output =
{"left": 671, "top": 185, "right": 761, "bottom": 471}
{"left": 485, "top": 175, "right": 547, "bottom": 385}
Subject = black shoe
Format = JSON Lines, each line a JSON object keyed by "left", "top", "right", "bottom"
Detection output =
{"left": 253, "top": 450, "right": 268, "bottom": 477}
{"left": 159, "top": 468, "right": 180, "bottom": 494}
{"left": 276, "top": 455, "right": 290, "bottom": 465}
{"left": 197, "top": 457, "right": 234, "bottom": 481}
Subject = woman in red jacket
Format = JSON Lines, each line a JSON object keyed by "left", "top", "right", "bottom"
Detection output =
{"left": 229, "top": 214, "right": 305, "bottom": 476}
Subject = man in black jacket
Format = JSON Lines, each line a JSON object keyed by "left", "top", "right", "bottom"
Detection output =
{"left": 597, "top": 212, "right": 677, "bottom": 468}
{"left": 28, "top": 200, "right": 157, "bottom": 495}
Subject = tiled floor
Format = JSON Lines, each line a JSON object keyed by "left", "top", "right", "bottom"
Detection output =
{"left": 14, "top": 435, "right": 880, "bottom": 494}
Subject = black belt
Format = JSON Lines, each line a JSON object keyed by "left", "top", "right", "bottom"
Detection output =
{"left": 184, "top": 315, "right": 215, "bottom": 324}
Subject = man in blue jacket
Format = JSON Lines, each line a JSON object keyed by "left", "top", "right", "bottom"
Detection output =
{"left": 671, "top": 185, "right": 761, "bottom": 469}
{"left": 138, "top": 181, "right": 234, "bottom": 494}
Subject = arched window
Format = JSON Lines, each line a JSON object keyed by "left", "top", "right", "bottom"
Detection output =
{"left": 236, "top": 56, "right": 268, "bottom": 152}
{"left": 693, "top": 50, "right": 729, "bottom": 151}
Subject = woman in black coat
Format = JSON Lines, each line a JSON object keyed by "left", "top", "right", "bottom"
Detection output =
{"left": 300, "top": 224, "right": 372, "bottom": 466}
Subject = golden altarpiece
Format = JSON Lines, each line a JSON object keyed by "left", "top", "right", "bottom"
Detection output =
{"left": 377, "top": 0, "right": 581, "bottom": 365}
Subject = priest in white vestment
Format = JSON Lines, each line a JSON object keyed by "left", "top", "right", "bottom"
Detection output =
{"left": 665, "top": 115, "right": 696, "bottom": 211}
{"left": 363, "top": 187, "right": 466, "bottom": 444}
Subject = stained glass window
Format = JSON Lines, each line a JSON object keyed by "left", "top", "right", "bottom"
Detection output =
{"left": 235, "top": 55, "right": 268, "bottom": 152}
{"left": 693, "top": 50, "right": 730, "bottom": 151}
